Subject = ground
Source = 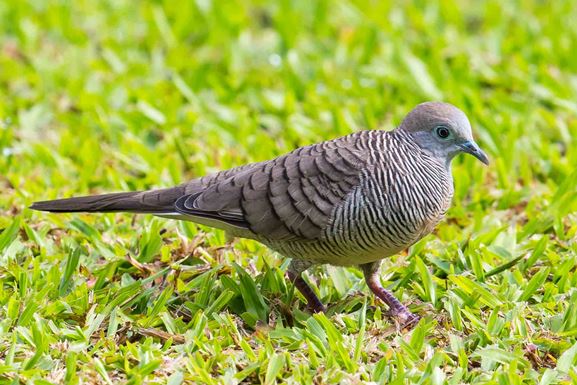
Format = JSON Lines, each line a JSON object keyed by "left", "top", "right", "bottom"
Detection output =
{"left": 1, "top": 0, "right": 577, "bottom": 384}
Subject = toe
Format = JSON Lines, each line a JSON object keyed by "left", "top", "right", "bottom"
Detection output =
{"left": 398, "top": 312, "right": 420, "bottom": 330}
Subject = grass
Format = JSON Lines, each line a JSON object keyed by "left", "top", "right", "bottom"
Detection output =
{"left": 1, "top": 0, "right": 577, "bottom": 383}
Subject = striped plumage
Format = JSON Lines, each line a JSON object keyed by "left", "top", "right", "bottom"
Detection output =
{"left": 31, "top": 102, "right": 489, "bottom": 328}
{"left": 261, "top": 129, "right": 454, "bottom": 267}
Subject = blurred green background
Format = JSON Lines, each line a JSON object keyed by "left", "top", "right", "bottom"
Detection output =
{"left": 1, "top": 0, "right": 577, "bottom": 383}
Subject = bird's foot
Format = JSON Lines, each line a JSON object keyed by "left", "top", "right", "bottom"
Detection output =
{"left": 307, "top": 302, "right": 327, "bottom": 314}
{"left": 385, "top": 310, "right": 420, "bottom": 330}
{"left": 360, "top": 262, "right": 420, "bottom": 331}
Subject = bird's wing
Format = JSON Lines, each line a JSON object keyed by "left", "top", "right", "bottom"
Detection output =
{"left": 175, "top": 134, "right": 369, "bottom": 240}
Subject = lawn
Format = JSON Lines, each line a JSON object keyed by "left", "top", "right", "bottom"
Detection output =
{"left": 1, "top": 0, "right": 577, "bottom": 383}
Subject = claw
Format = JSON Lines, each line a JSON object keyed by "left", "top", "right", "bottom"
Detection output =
{"left": 384, "top": 309, "right": 420, "bottom": 330}
{"left": 396, "top": 311, "right": 420, "bottom": 330}
{"left": 307, "top": 302, "right": 327, "bottom": 314}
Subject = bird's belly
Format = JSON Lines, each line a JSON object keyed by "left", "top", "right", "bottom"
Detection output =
{"left": 264, "top": 229, "right": 420, "bottom": 267}
{"left": 310, "top": 208, "right": 446, "bottom": 265}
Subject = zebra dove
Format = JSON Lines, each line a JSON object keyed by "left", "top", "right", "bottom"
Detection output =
{"left": 31, "top": 102, "right": 489, "bottom": 328}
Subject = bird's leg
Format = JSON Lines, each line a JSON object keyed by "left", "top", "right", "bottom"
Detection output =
{"left": 360, "top": 261, "right": 419, "bottom": 328}
{"left": 286, "top": 260, "right": 326, "bottom": 313}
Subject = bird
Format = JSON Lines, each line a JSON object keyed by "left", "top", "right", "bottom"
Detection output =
{"left": 31, "top": 101, "right": 489, "bottom": 328}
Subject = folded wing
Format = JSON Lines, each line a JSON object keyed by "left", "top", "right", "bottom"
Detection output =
{"left": 176, "top": 136, "right": 368, "bottom": 241}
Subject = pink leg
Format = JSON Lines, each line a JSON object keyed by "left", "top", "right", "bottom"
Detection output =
{"left": 361, "top": 262, "right": 419, "bottom": 328}
{"left": 286, "top": 261, "right": 325, "bottom": 313}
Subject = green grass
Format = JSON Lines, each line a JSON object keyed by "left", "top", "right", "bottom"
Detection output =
{"left": 1, "top": 0, "right": 577, "bottom": 383}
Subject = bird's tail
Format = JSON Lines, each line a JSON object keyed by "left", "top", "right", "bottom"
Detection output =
{"left": 30, "top": 186, "right": 186, "bottom": 214}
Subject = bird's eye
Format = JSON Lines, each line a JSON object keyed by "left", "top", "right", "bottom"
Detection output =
{"left": 435, "top": 125, "right": 451, "bottom": 139}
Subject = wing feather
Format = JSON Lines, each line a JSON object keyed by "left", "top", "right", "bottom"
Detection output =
{"left": 175, "top": 134, "right": 370, "bottom": 240}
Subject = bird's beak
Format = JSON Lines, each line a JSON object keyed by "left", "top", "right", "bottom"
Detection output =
{"left": 458, "top": 141, "right": 489, "bottom": 165}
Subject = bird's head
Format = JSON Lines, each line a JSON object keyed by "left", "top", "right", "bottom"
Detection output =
{"left": 399, "top": 102, "right": 489, "bottom": 166}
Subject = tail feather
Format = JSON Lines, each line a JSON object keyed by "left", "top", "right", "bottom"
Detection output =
{"left": 30, "top": 186, "right": 186, "bottom": 214}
